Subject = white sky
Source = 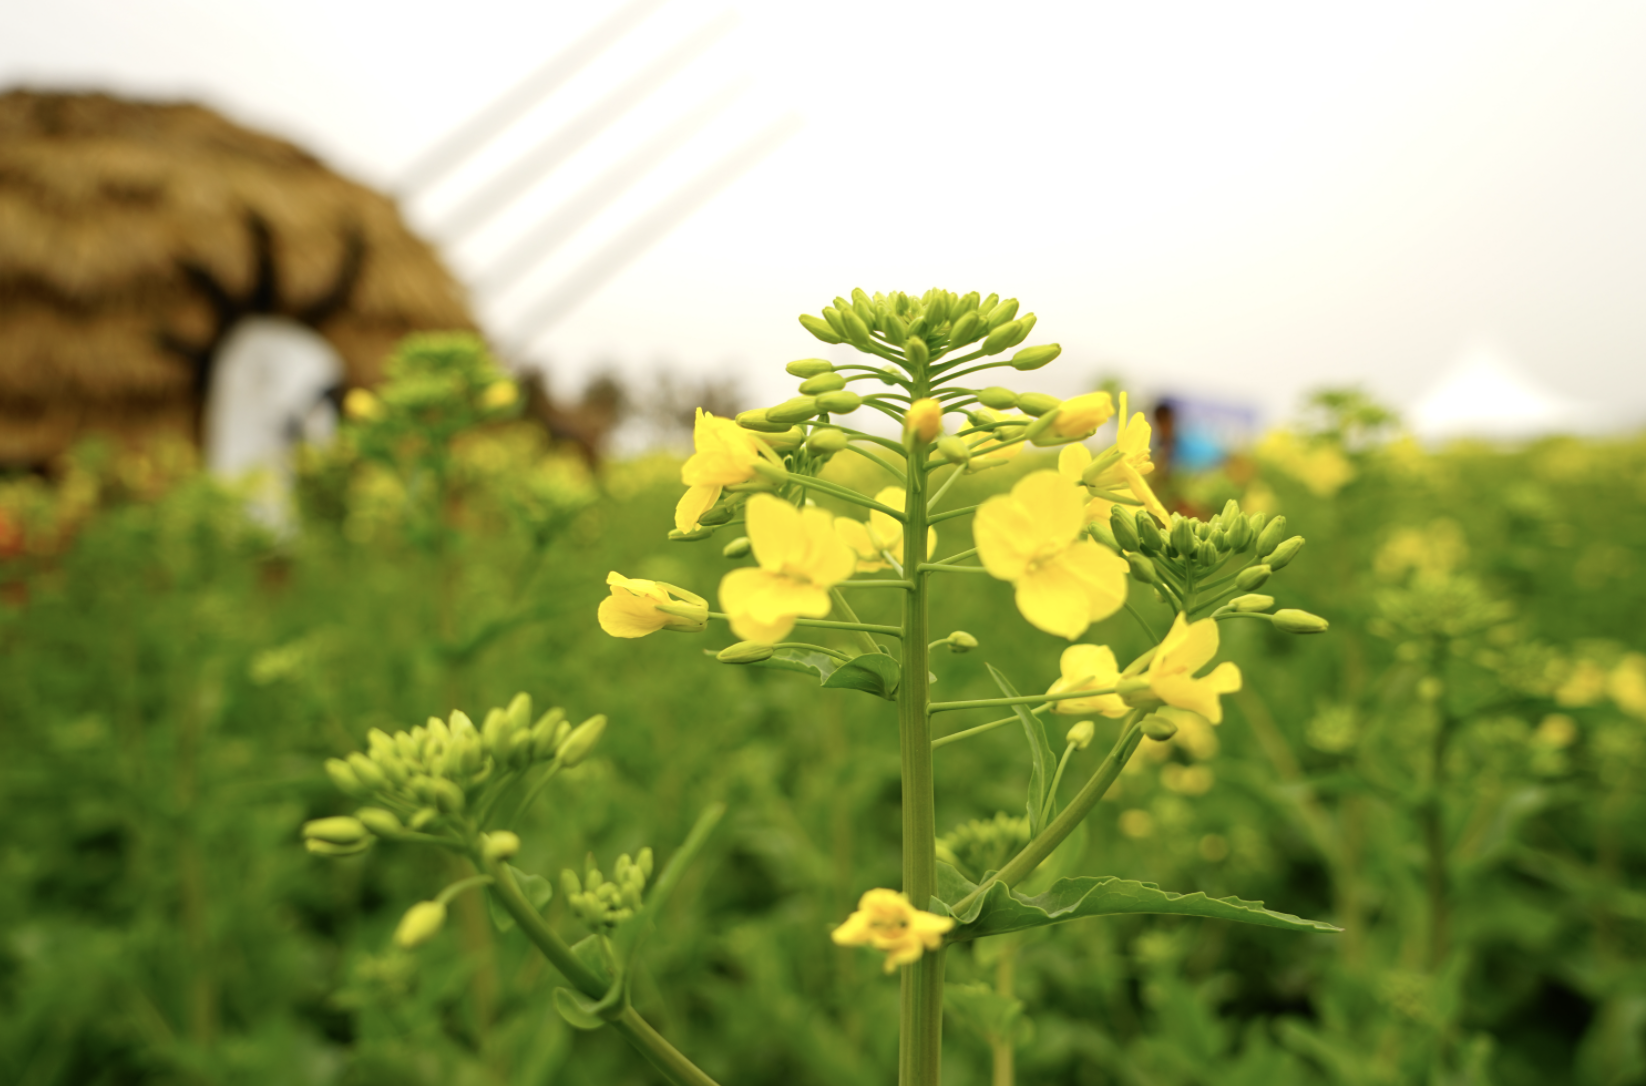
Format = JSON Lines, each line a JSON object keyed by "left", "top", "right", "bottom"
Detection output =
{"left": 6, "top": 0, "right": 1645, "bottom": 430}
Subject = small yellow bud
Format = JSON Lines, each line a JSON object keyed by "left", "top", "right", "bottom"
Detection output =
{"left": 303, "top": 816, "right": 372, "bottom": 846}
{"left": 722, "top": 535, "right": 752, "bottom": 559}
{"left": 1256, "top": 516, "right": 1289, "bottom": 558}
{"left": 806, "top": 428, "right": 851, "bottom": 456}
{"left": 787, "top": 358, "right": 834, "bottom": 378}
{"left": 759, "top": 427, "right": 806, "bottom": 453}
{"left": 977, "top": 386, "right": 1018, "bottom": 409}
{"left": 735, "top": 408, "right": 793, "bottom": 433}
{"left": 1141, "top": 714, "right": 1180, "bottom": 741}
{"left": 355, "top": 807, "right": 404, "bottom": 836}
{"left": 1065, "top": 720, "right": 1096, "bottom": 750}
{"left": 766, "top": 397, "right": 821, "bottom": 425}
{"left": 343, "top": 388, "right": 385, "bottom": 421}
{"left": 346, "top": 752, "right": 388, "bottom": 792}
{"left": 981, "top": 319, "right": 1023, "bottom": 356}
{"left": 1271, "top": 609, "right": 1329, "bottom": 634}
{"left": 478, "top": 380, "right": 519, "bottom": 410}
{"left": 815, "top": 390, "right": 864, "bottom": 414}
{"left": 799, "top": 372, "right": 847, "bottom": 394}
{"left": 1267, "top": 537, "right": 1306, "bottom": 570}
{"left": 482, "top": 831, "right": 521, "bottom": 863}
{"left": 1016, "top": 392, "right": 1060, "bottom": 417}
{"left": 948, "top": 310, "right": 982, "bottom": 346}
{"left": 985, "top": 298, "right": 1020, "bottom": 329}
{"left": 395, "top": 900, "right": 447, "bottom": 948}
{"left": 717, "top": 641, "right": 775, "bottom": 664}
{"left": 905, "top": 337, "right": 930, "bottom": 367}
{"left": 946, "top": 631, "right": 978, "bottom": 653}
{"left": 1010, "top": 343, "right": 1061, "bottom": 371}
{"left": 904, "top": 399, "right": 943, "bottom": 445}
{"left": 1236, "top": 564, "right": 1272, "bottom": 591}
{"left": 799, "top": 313, "right": 844, "bottom": 344}
{"left": 325, "top": 758, "right": 369, "bottom": 798}
{"left": 557, "top": 715, "right": 607, "bottom": 767}
{"left": 1126, "top": 553, "right": 1157, "bottom": 584}
{"left": 935, "top": 435, "right": 970, "bottom": 465}
{"left": 1230, "top": 594, "right": 1275, "bottom": 612}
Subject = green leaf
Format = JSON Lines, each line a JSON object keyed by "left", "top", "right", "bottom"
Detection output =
{"left": 486, "top": 865, "right": 552, "bottom": 933}
{"left": 987, "top": 664, "right": 1056, "bottom": 836}
{"left": 552, "top": 987, "right": 606, "bottom": 1031}
{"left": 937, "top": 862, "right": 1341, "bottom": 940}
{"left": 944, "top": 981, "right": 1030, "bottom": 1046}
{"left": 822, "top": 652, "right": 901, "bottom": 700}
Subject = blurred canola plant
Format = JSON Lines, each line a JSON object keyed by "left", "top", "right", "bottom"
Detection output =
{"left": 567, "top": 287, "right": 1333, "bottom": 1085}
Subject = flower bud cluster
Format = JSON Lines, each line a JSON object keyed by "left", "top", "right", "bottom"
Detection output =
{"left": 561, "top": 849, "right": 655, "bottom": 929}
{"left": 935, "top": 812, "right": 1031, "bottom": 882}
{"left": 307, "top": 692, "right": 605, "bottom": 855}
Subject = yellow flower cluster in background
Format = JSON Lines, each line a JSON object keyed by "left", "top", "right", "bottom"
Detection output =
{"left": 1256, "top": 429, "right": 1355, "bottom": 498}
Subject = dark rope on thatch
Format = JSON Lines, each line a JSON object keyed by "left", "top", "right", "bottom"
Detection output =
{"left": 297, "top": 219, "right": 365, "bottom": 327}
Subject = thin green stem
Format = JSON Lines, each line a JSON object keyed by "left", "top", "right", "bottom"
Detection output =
{"left": 952, "top": 713, "right": 1146, "bottom": 916}
{"left": 926, "top": 465, "right": 965, "bottom": 512}
{"left": 706, "top": 611, "right": 903, "bottom": 637}
{"left": 934, "top": 547, "right": 979, "bottom": 564}
{"left": 929, "top": 688, "right": 1116, "bottom": 715}
{"left": 939, "top": 360, "right": 1014, "bottom": 383}
{"left": 839, "top": 579, "right": 915, "bottom": 590}
{"left": 482, "top": 857, "right": 721, "bottom": 1086}
{"left": 928, "top": 504, "right": 980, "bottom": 525}
{"left": 830, "top": 588, "right": 885, "bottom": 655}
{"left": 839, "top": 441, "right": 908, "bottom": 482}
{"left": 1041, "top": 743, "right": 1078, "bottom": 826}
{"left": 919, "top": 563, "right": 988, "bottom": 574}
{"left": 1123, "top": 600, "right": 1161, "bottom": 641}
{"left": 780, "top": 475, "right": 908, "bottom": 521}
{"left": 931, "top": 707, "right": 1048, "bottom": 750}
{"left": 774, "top": 641, "right": 854, "bottom": 661}
{"left": 829, "top": 425, "right": 911, "bottom": 455}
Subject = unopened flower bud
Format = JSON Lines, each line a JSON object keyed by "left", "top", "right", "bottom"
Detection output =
{"left": 1226, "top": 515, "right": 1253, "bottom": 552}
{"left": 904, "top": 398, "right": 943, "bottom": 445}
{"left": 948, "top": 310, "right": 982, "bottom": 346}
{"left": 936, "top": 436, "right": 971, "bottom": 465}
{"left": 1136, "top": 512, "right": 1165, "bottom": 555}
{"left": 305, "top": 838, "right": 372, "bottom": 857}
{"left": 1141, "top": 714, "right": 1180, "bottom": 741}
{"left": 557, "top": 715, "right": 607, "bottom": 767}
{"left": 787, "top": 358, "right": 835, "bottom": 378}
{"left": 356, "top": 807, "right": 404, "bottom": 836}
{"left": 303, "top": 816, "right": 372, "bottom": 846}
{"left": 1256, "top": 515, "right": 1289, "bottom": 558}
{"left": 561, "top": 870, "right": 583, "bottom": 898}
{"left": 325, "top": 758, "right": 370, "bottom": 799}
{"left": 1066, "top": 720, "right": 1096, "bottom": 750}
{"left": 882, "top": 311, "right": 908, "bottom": 343}
{"left": 759, "top": 427, "right": 806, "bottom": 453}
{"left": 395, "top": 900, "right": 447, "bottom": 948}
{"left": 735, "top": 408, "right": 791, "bottom": 433}
{"left": 985, "top": 298, "right": 1020, "bottom": 329}
{"left": 981, "top": 319, "right": 1023, "bottom": 356}
{"left": 717, "top": 641, "right": 775, "bottom": 664}
{"left": 482, "top": 831, "right": 521, "bottom": 863}
{"left": 1195, "top": 540, "right": 1219, "bottom": 567}
{"left": 1230, "top": 594, "right": 1274, "bottom": 612}
{"left": 947, "top": 631, "right": 978, "bottom": 653}
{"left": 905, "top": 337, "right": 931, "bottom": 367}
{"left": 1271, "top": 608, "right": 1329, "bottom": 634}
{"left": 668, "top": 526, "right": 717, "bottom": 542}
{"left": 722, "top": 536, "right": 752, "bottom": 559}
{"left": 815, "top": 390, "right": 863, "bottom": 414}
{"left": 1235, "top": 564, "right": 1272, "bottom": 591}
{"left": 799, "top": 372, "right": 846, "bottom": 394}
{"left": 1010, "top": 343, "right": 1061, "bottom": 371}
{"left": 966, "top": 454, "right": 1009, "bottom": 474}
{"left": 1016, "top": 392, "right": 1060, "bottom": 417}
{"left": 807, "top": 429, "right": 851, "bottom": 457}
{"left": 432, "top": 778, "right": 466, "bottom": 814}
{"left": 765, "top": 394, "right": 818, "bottom": 425}
{"left": 977, "top": 386, "right": 1018, "bottom": 409}
{"left": 347, "top": 752, "right": 388, "bottom": 792}
{"left": 799, "top": 313, "right": 844, "bottom": 345}
{"left": 1170, "top": 517, "right": 1198, "bottom": 557}
{"left": 841, "top": 307, "right": 874, "bottom": 348}
{"left": 1267, "top": 536, "right": 1306, "bottom": 570}
{"left": 1127, "top": 553, "right": 1157, "bottom": 584}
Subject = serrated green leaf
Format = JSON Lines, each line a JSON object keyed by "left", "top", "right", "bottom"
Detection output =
{"left": 822, "top": 652, "right": 901, "bottom": 699}
{"left": 486, "top": 865, "right": 552, "bottom": 933}
{"left": 987, "top": 664, "right": 1056, "bottom": 836}
{"left": 937, "top": 862, "right": 1341, "bottom": 940}
{"left": 552, "top": 987, "right": 606, "bottom": 1030}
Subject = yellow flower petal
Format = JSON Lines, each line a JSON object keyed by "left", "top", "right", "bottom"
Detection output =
{"left": 747, "top": 494, "right": 804, "bottom": 572}
{"left": 1048, "top": 644, "right": 1128, "bottom": 716}
{"left": 674, "top": 483, "right": 721, "bottom": 534}
{"left": 1058, "top": 444, "right": 1093, "bottom": 480}
{"left": 1016, "top": 562, "right": 1097, "bottom": 640}
{"left": 1147, "top": 615, "right": 1242, "bottom": 723}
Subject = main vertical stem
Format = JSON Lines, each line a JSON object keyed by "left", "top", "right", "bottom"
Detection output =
{"left": 898, "top": 394, "right": 943, "bottom": 1086}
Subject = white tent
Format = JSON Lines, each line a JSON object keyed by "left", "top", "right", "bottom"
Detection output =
{"left": 1408, "top": 343, "right": 1590, "bottom": 442}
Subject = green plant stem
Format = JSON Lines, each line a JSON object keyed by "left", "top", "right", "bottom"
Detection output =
{"left": 992, "top": 940, "right": 1017, "bottom": 1086}
{"left": 919, "top": 563, "right": 989, "bottom": 574}
{"left": 929, "top": 504, "right": 981, "bottom": 525}
{"left": 483, "top": 858, "right": 722, "bottom": 1086}
{"left": 930, "top": 708, "right": 1049, "bottom": 750}
{"left": 839, "top": 579, "right": 915, "bottom": 591}
{"left": 928, "top": 688, "right": 1117, "bottom": 715}
{"left": 952, "top": 714, "right": 1145, "bottom": 916}
{"left": 829, "top": 588, "right": 884, "bottom": 656}
{"left": 926, "top": 465, "right": 965, "bottom": 511}
{"left": 1123, "top": 600, "right": 1160, "bottom": 641}
{"left": 779, "top": 475, "right": 908, "bottom": 520}
{"left": 1041, "top": 742, "right": 1079, "bottom": 825}
{"left": 704, "top": 611, "right": 902, "bottom": 637}
{"left": 839, "top": 442, "right": 908, "bottom": 481}
{"left": 898, "top": 406, "right": 944, "bottom": 1086}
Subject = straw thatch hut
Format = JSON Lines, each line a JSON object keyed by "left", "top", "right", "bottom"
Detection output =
{"left": 0, "top": 89, "right": 475, "bottom": 467}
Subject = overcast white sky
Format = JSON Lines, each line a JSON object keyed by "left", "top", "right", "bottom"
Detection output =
{"left": 6, "top": 0, "right": 1645, "bottom": 430}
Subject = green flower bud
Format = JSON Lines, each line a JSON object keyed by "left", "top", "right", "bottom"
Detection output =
{"left": 1255, "top": 515, "right": 1288, "bottom": 558}
{"left": 981, "top": 319, "right": 1023, "bottom": 356}
{"left": 1110, "top": 506, "right": 1140, "bottom": 551}
{"left": 947, "top": 631, "right": 978, "bottom": 653}
{"left": 759, "top": 427, "right": 805, "bottom": 453}
{"left": 408, "top": 807, "right": 439, "bottom": 831}
{"left": 956, "top": 291, "right": 981, "bottom": 315}
{"left": 504, "top": 693, "right": 532, "bottom": 734}
{"left": 1235, "top": 564, "right": 1272, "bottom": 590}
{"left": 722, "top": 535, "right": 752, "bottom": 559}
{"left": 637, "top": 847, "right": 655, "bottom": 880}
{"left": 395, "top": 900, "right": 447, "bottom": 948}
{"left": 905, "top": 337, "right": 931, "bottom": 367}
{"left": 1195, "top": 540, "right": 1219, "bottom": 567}
{"left": 1170, "top": 517, "right": 1198, "bottom": 557}
{"left": 1272, "top": 608, "right": 1329, "bottom": 634}
{"left": 1066, "top": 720, "right": 1096, "bottom": 750}
{"left": 815, "top": 390, "right": 863, "bottom": 414}
{"left": 806, "top": 428, "right": 851, "bottom": 456}
{"left": 1016, "top": 392, "right": 1061, "bottom": 417}
{"left": 717, "top": 641, "right": 775, "bottom": 664}
{"left": 557, "top": 715, "right": 607, "bottom": 767}
{"left": 482, "top": 831, "right": 521, "bottom": 863}
{"left": 697, "top": 502, "right": 736, "bottom": 526}
{"left": 561, "top": 869, "right": 583, "bottom": 898}
{"left": 325, "top": 758, "right": 369, "bottom": 798}
{"left": 356, "top": 807, "right": 404, "bottom": 836}
{"left": 1226, "top": 514, "right": 1253, "bottom": 552}
{"left": 346, "top": 753, "right": 388, "bottom": 792}
{"left": 766, "top": 396, "right": 821, "bottom": 424}
{"left": 305, "top": 838, "right": 372, "bottom": 857}
{"left": 432, "top": 778, "right": 466, "bottom": 814}
{"left": 786, "top": 358, "right": 834, "bottom": 378}
{"left": 936, "top": 435, "right": 971, "bottom": 465}
{"left": 668, "top": 526, "right": 717, "bottom": 542}
{"left": 977, "top": 386, "right": 1018, "bottom": 409}
{"left": 1127, "top": 553, "right": 1157, "bottom": 584}
{"left": 1136, "top": 511, "right": 1165, "bottom": 555}
{"left": 851, "top": 295, "right": 877, "bottom": 331}
{"left": 840, "top": 308, "right": 873, "bottom": 348}
{"left": 883, "top": 312, "right": 908, "bottom": 343}
{"left": 979, "top": 293, "right": 1000, "bottom": 315}
{"left": 948, "top": 310, "right": 982, "bottom": 346}
{"left": 735, "top": 408, "right": 791, "bottom": 433}
{"left": 799, "top": 372, "right": 846, "bottom": 394}
{"left": 1267, "top": 536, "right": 1306, "bottom": 570}
{"left": 985, "top": 298, "right": 1020, "bottom": 329}
{"left": 1141, "top": 715, "right": 1180, "bottom": 741}
{"left": 1230, "top": 593, "right": 1275, "bottom": 612}
{"left": 1194, "top": 520, "right": 1213, "bottom": 540}
{"left": 799, "top": 313, "right": 843, "bottom": 344}
{"left": 1010, "top": 343, "right": 1061, "bottom": 370}
{"left": 304, "top": 816, "right": 372, "bottom": 846}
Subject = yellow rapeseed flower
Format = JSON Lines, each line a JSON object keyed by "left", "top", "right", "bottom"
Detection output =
{"left": 597, "top": 572, "right": 709, "bottom": 637}
{"left": 344, "top": 387, "right": 385, "bottom": 421}
{"left": 676, "top": 408, "right": 782, "bottom": 533}
{"left": 1042, "top": 391, "right": 1115, "bottom": 443}
{"left": 1047, "top": 644, "right": 1129, "bottom": 717}
{"left": 1057, "top": 392, "right": 1170, "bottom": 526}
{"left": 905, "top": 398, "right": 944, "bottom": 445}
{"left": 974, "top": 470, "right": 1129, "bottom": 640}
{"left": 478, "top": 380, "right": 519, "bottom": 410}
{"left": 719, "top": 494, "right": 857, "bottom": 642}
{"left": 830, "top": 888, "right": 955, "bottom": 973}
{"left": 835, "top": 487, "right": 936, "bottom": 571}
{"left": 1146, "top": 614, "right": 1242, "bottom": 724}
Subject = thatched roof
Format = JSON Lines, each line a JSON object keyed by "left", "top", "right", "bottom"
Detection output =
{"left": 0, "top": 89, "right": 475, "bottom": 465}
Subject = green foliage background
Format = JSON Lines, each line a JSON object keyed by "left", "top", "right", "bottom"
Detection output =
{"left": 3, "top": 402, "right": 1645, "bottom": 1085}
